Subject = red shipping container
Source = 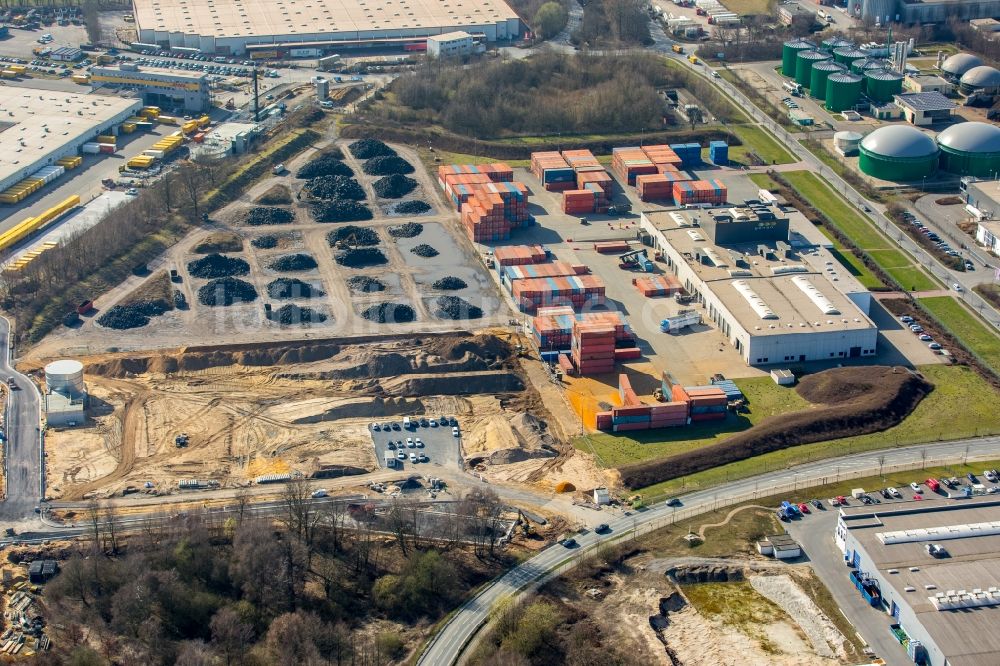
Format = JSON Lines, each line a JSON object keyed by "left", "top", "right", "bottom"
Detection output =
{"left": 594, "top": 241, "right": 629, "bottom": 253}
{"left": 614, "top": 347, "right": 642, "bottom": 360}
{"left": 613, "top": 422, "right": 650, "bottom": 432}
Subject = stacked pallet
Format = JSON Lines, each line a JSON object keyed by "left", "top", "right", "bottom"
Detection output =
{"left": 673, "top": 179, "right": 727, "bottom": 206}
{"left": 494, "top": 244, "right": 547, "bottom": 266}
{"left": 633, "top": 274, "right": 683, "bottom": 297}
{"left": 611, "top": 147, "right": 657, "bottom": 185}
{"left": 635, "top": 174, "right": 673, "bottom": 202}
{"left": 672, "top": 385, "right": 727, "bottom": 421}
{"left": 641, "top": 144, "right": 683, "bottom": 168}
{"left": 512, "top": 275, "right": 606, "bottom": 312}
{"left": 572, "top": 321, "right": 616, "bottom": 375}
{"left": 530, "top": 151, "right": 576, "bottom": 191}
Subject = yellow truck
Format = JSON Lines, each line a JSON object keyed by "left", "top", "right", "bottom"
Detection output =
{"left": 688, "top": 54, "right": 699, "bottom": 65}
{"left": 672, "top": 44, "right": 684, "bottom": 54}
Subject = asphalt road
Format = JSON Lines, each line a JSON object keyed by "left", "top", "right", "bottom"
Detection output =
{"left": 418, "top": 436, "right": 1000, "bottom": 665}
{"left": 0, "top": 318, "right": 42, "bottom": 522}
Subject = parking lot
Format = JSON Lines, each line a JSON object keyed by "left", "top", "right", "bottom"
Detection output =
{"left": 369, "top": 417, "right": 463, "bottom": 472}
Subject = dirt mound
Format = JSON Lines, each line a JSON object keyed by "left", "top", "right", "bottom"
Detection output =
{"left": 245, "top": 207, "right": 294, "bottom": 226}
{"left": 433, "top": 276, "right": 468, "bottom": 290}
{"left": 96, "top": 300, "right": 171, "bottom": 330}
{"left": 431, "top": 334, "right": 512, "bottom": 361}
{"left": 391, "top": 200, "right": 431, "bottom": 215}
{"left": 435, "top": 296, "right": 483, "bottom": 320}
{"left": 267, "top": 278, "right": 323, "bottom": 299}
{"left": 85, "top": 341, "right": 344, "bottom": 377}
{"left": 619, "top": 366, "right": 933, "bottom": 490}
{"left": 197, "top": 277, "right": 258, "bottom": 306}
{"left": 346, "top": 276, "right": 385, "bottom": 292}
{"left": 268, "top": 253, "right": 318, "bottom": 272}
{"left": 797, "top": 368, "right": 878, "bottom": 405}
{"left": 305, "top": 175, "right": 366, "bottom": 201}
{"left": 296, "top": 153, "right": 353, "bottom": 179}
{"left": 327, "top": 352, "right": 415, "bottom": 380}
{"left": 268, "top": 304, "right": 327, "bottom": 325}
{"left": 373, "top": 174, "right": 417, "bottom": 199}
{"left": 187, "top": 253, "right": 250, "bottom": 279}
{"left": 255, "top": 184, "right": 292, "bottom": 205}
{"left": 335, "top": 247, "right": 387, "bottom": 268}
{"left": 192, "top": 232, "right": 242, "bottom": 254}
{"left": 363, "top": 155, "right": 414, "bottom": 176}
{"left": 388, "top": 222, "right": 423, "bottom": 238}
{"left": 411, "top": 244, "right": 439, "bottom": 258}
{"left": 360, "top": 302, "right": 415, "bottom": 323}
{"left": 349, "top": 138, "right": 397, "bottom": 160}
{"left": 382, "top": 371, "right": 524, "bottom": 397}
{"left": 327, "top": 226, "right": 379, "bottom": 246}
{"left": 312, "top": 199, "right": 373, "bottom": 223}
{"left": 289, "top": 396, "right": 426, "bottom": 424}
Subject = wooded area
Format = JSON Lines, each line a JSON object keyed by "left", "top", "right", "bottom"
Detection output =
{"left": 572, "top": 0, "right": 651, "bottom": 47}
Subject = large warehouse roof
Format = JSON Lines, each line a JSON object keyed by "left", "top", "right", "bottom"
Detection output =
{"left": 942, "top": 52, "right": 983, "bottom": 76}
{"left": 0, "top": 88, "right": 140, "bottom": 191}
{"left": 938, "top": 122, "right": 1000, "bottom": 154}
{"left": 861, "top": 125, "right": 938, "bottom": 158}
{"left": 132, "top": 0, "right": 520, "bottom": 39}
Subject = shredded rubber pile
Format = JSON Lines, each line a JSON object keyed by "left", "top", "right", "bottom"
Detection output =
{"left": 268, "top": 253, "right": 318, "bottom": 272}
{"left": 269, "top": 304, "right": 328, "bottom": 325}
{"left": 97, "top": 300, "right": 171, "bottom": 330}
{"left": 347, "top": 276, "right": 386, "bottom": 292}
{"left": 362, "top": 155, "right": 414, "bottom": 176}
{"left": 187, "top": 253, "right": 250, "bottom": 279}
{"left": 251, "top": 235, "right": 279, "bottom": 249}
{"left": 349, "top": 138, "right": 397, "bottom": 160}
{"left": 435, "top": 296, "right": 483, "bottom": 320}
{"left": 335, "top": 247, "right": 388, "bottom": 267}
{"left": 305, "top": 175, "right": 366, "bottom": 201}
{"left": 312, "top": 200, "right": 373, "bottom": 223}
{"left": 327, "top": 226, "right": 379, "bottom": 246}
{"left": 411, "top": 244, "right": 439, "bottom": 258}
{"left": 432, "top": 276, "right": 468, "bottom": 290}
{"left": 268, "top": 278, "right": 323, "bottom": 299}
{"left": 361, "top": 302, "right": 416, "bottom": 323}
{"left": 373, "top": 174, "right": 418, "bottom": 199}
{"left": 245, "top": 207, "right": 294, "bottom": 226}
{"left": 296, "top": 153, "right": 353, "bottom": 179}
{"left": 197, "top": 277, "right": 258, "bottom": 306}
{"left": 393, "top": 200, "right": 431, "bottom": 215}
{"left": 388, "top": 222, "right": 423, "bottom": 238}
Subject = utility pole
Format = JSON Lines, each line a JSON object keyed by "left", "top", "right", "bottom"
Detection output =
{"left": 252, "top": 64, "right": 260, "bottom": 122}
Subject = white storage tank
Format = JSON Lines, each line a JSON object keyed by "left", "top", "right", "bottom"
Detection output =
{"left": 834, "top": 131, "right": 863, "bottom": 156}
{"left": 45, "top": 359, "right": 85, "bottom": 396}
{"left": 315, "top": 77, "right": 329, "bottom": 100}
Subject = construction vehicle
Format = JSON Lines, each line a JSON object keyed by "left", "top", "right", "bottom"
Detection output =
{"left": 334, "top": 232, "right": 359, "bottom": 250}
{"left": 607, "top": 201, "right": 631, "bottom": 215}
{"left": 619, "top": 248, "right": 654, "bottom": 272}
{"left": 672, "top": 44, "right": 684, "bottom": 54}
{"left": 225, "top": 98, "right": 236, "bottom": 110}
{"left": 174, "top": 433, "right": 189, "bottom": 447}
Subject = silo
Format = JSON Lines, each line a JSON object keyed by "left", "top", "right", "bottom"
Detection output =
{"left": 315, "top": 77, "right": 329, "bottom": 100}
{"left": 859, "top": 126, "right": 938, "bottom": 181}
{"left": 810, "top": 61, "right": 844, "bottom": 100}
{"left": 823, "top": 37, "right": 853, "bottom": 51}
{"left": 796, "top": 50, "right": 830, "bottom": 87}
{"left": 833, "top": 131, "right": 863, "bottom": 156}
{"left": 860, "top": 0, "right": 896, "bottom": 23}
{"left": 834, "top": 47, "right": 869, "bottom": 65}
{"left": 825, "top": 72, "right": 864, "bottom": 112}
{"left": 45, "top": 359, "right": 85, "bottom": 396}
{"left": 937, "top": 122, "right": 1000, "bottom": 177}
{"left": 783, "top": 40, "right": 814, "bottom": 77}
{"left": 865, "top": 69, "right": 904, "bottom": 103}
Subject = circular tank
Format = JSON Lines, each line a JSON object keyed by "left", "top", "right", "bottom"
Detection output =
{"left": 850, "top": 57, "right": 890, "bottom": 74}
{"left": 823, "top": 37, "right": 854, "bottom": 51}
{"left": 315, "top": 77, "right": 329, "bottom": 100}
{"left": 937, "top": 122, "right": 1000, "bottom": 177}
{"left": 810, "top": 61, "right": 845, "bottom": 100}
{"left": 859, "top": 126, "right": 939, "bottom": 181}
{"left": 45, "top": 359, "right": 85, "bottom": 395}
{"left": 796, "top": 50, "right": 830, "bottom": 87}
{"left": 941, "top": 53, "right": 983, "bottom": 80}
{"left": 834, "top": 131, "right": 863, "bottom": 155}
{"left": 834, "top": 47, "right": 869, "bottom": 65}
{"left": 782, "top": 39, "right": 814, "bottom": 77}
{"left": 865, "top": 69, "right": 904, "bottom": 104}
{"left": 825, "top": 72, "right": 864, "bottom": 112}
{"left": 960, "top": 65, "right": 1000, "bottom": 94}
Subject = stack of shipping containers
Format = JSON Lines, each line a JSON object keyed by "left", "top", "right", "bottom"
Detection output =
{"left": 562, "top": 189, "right": 602, "bottom": 214}
{"left": 669, "top": 143, "right": 702, "bottom": 165}
{"left": 642, "top": 144, "right": 683, "bottom": 169}
{"left": 493, "top": 244, "right": 548, "bottom": 267}
{"left": 648, "top": 401, "right": 690, "bottom": 428}
{"left": 672, "top": 385, "right": 727, "bottom": 421}
{"left": 635, "top": 174, "right": 674, "bottom": 201}
{"left": 571, "top": 321, "right": 616, "bottom": 375}
{"left": 673, "top": 179, "right": 727, "bottom": 205}
{"left": 437, "top": 163, "right": 531, "bottom": 243}
{"left": 501, "top": 260, "right": 579, "bottom": 291}
{"left": 511, "top": 275, "right": 606, "bottom": 312}
{"left": 632, "top": 275, "right": 683, "bottom": 297}
{"left": 530, "top": 152, "right": 576, "bottom": 191}
{"left": 709, "top": 140, "right": 729, "bottom": 165}
{"left": 531, "top": 308, "right": 634, "bottom": 352}
{"left": 611, "top": 147, "right": 658, "bottom": 185}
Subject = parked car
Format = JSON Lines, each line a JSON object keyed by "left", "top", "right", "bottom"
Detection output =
{"left": 415, "top": 438, "right": 423, "bottom": 448}
{"left": 406, "top": 437, "right": 414, "bottom": 448}
{"left": 879, "top": 488, "right": 890, "bottom": 498}
{"left": 666, "top": 498, "right": 682, "bottom": 507}
{"left": 919, "top": 334, "right": 933, "bottom": 342}
{"left": 561, "top": 537, "right": 577, "bottom": 547}
{"left": 928, "top": 342, "right": 942, "bottom": 350}
{"left": 810, "top": 499, "right": 822, "bottom": 509}
{"left": 409, "top": 452, "right": 417, "bottom": 462}
{"left": 910, "top": 482, "right": 921, "bottom": 492}
{"left": 452, "top": 427, "right": 460, "bottom": 437}
{"left": 595, "top": 523, "right": 610, "bottom": 533}
{"left": 888, "top": 487, "right": 901, "bottom": 498}
{"left": 984, "top": 469, "right": 998, "bottom": 482}
{"left": 899, "top": 315, "right": 914, "bottom": 324}
{"left": 968, "top": 472, "right": 979, "bottom": 483}
{"left": 428, "top": 419, "right": 438, "bottom": 427}
{"left": 798, "top": 502, "right": 810, "bottom": 514}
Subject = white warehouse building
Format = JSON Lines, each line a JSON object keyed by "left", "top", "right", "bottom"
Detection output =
{"left": 132, "top": 0, "right": 522, "bottom": 56}
{"left": 641, "top": 204, "right": 877, "bottom": 367}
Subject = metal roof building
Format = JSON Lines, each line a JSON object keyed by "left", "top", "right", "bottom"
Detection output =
{"left": 836, "top": 496, "right": 1000, "bottom": 666}
{"left": 937, "top": 122, "right": 1000, "bottom": 177}
{"left": 859, "top": 125, "right": 939, "bottom": 180}
{"left": 893, "top": 91, "right": 956, "bottom": 126}
{"left": 133, "top": 0, "right": 522, "bottom": 56}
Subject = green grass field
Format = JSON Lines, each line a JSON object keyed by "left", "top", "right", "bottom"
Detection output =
{"left": 919, "top": 296, "right": 1000, "bottom": 374}
{"left": 781, "top": 172, "right": 937, "bottom": 291}
{"left": 728, "top": 125, "right": 796, "bottom": 166}
{"left": 632, "top": 364, "right": 1000, "bottom": 498}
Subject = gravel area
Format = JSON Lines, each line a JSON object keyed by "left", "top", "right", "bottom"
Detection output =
{"left": 749, "top": 575, "right": 846, "bottom": 660}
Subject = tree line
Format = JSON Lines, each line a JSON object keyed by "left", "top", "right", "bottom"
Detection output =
{"left": 572, "top": 0, "right": 651, "bottom": 48}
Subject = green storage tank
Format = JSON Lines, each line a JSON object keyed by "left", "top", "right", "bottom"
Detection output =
{"left": 851, "top": 57, "right": 890, "bottom": 74}
{"left": 865, "top": 69, "right": 904, "bottom": 104}
{"left": 782, "top": 40, "right": 814, "bottom": 77}
{"left": 834, "top": 47, "right": 868, "bottom": 65}
{"left": 810, "top": 61, "right": 845, "bottom": 100}
{"left": 796, "top": 50, "right": 830, "bottom": 87}
{"left": 937, "top": 122, "right": 1000, "bottom": 177}
{"left": 859, "top": 126, "right": 938, "bottom": 181}
{"left": 823, "top": 37, "right": 853, "bottom": 51}
{"left": 825, "top": 72, "right": 863, "bottom": 112}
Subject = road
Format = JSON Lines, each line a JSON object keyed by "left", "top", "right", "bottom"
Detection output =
{"left": 419, "top": 436, "right": 1000, "bottom": 665}
{"left": 0, "top": 318, "right": 42, "bottom": 522}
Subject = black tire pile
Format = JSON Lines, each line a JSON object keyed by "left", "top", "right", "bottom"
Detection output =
{"left": 373, "top": 174, "right": 418, "bottom": 199}
{"left": 251, "top": 235, "right": 279, "bottom": 249}
{"left": 245, "top": 207, "right": 294, "bottom": 226}
{"left": 432, "top": 276, "right": 467, "bottom": 290}
{"left": 96, "top": 299, "right": 171, "bottom": 330}
{"left": 269, "top": 304, "right": 328, "bottom": 325}
{"left": 174, "top": 290, "right": 188, "bottom": 309}
{"left": 305, "top": 175, "right": 366, "bottom": 201}
{"left": 296, "top": 153, "right": 353, "bottom": 179}
{"left": 435, "top": 296, "right": 483, "bottom": 320}
{"left": 327, "top": 225, "right": 379, "bottom": 246}
{"left": 392, "top": 200, "right": 432, "bottom": 215}
{"left": 269, "top": 253, "right": 318, "bottom": 272}
{"left": 198, "top": 277, "right": 258, "bottom": 306}
{"left": 361, "top": 302, "right": 416, "bottom": 323}
{"left": 347, "top": 276, "right": 386, "bottom": 292}
{"left": 388, "top": 222, "right": 423, "bottom": 238}
{"left": 411, "top": 244, "right": 439, "bottom": 258}
{"left": 349, "top": 138, "right": 397, "bottom": 160}
{"left": 187, "top": 253, "right": 250, "bottom": 279}
{"left": 268, "top": 277, "right": 324, "bottom": 299}
{"left": 335, "top": 247, "right": 388, "bottom": 267}
{"left": 362, "top": 155, "right": 414, "bottom": 176}
{"left": 312, "top": 200, "right": 373, "bottom": 223}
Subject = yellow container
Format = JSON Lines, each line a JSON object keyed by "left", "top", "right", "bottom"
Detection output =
{"left": 1, "top": 71, "right": 16, "bottom": 79}
{"left": 197, "top": 115, "right": 211, "bottom": 128}
{"left": 9, "top": 64, "right": 26, "bottom": 73}
{"left": 157, "top": 115, "right": 179, "bottom": 125}
{"left": 71, "top": 74, "right": 90, "bottom": 84}
{"left": 97, "top": 135, "right": 116, "bottom": 144}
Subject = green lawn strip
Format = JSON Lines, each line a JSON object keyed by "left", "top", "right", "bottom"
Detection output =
{"left": 748, "top": 173, "right": 780, "bottom": 190}
{"left": 729, "top": 125, "right": 796, "bottom": 165}
{"left": 574, "top": 378, "right": 810, "bottom": 468}
{"left": 919, "top": 296, "right": 1000, "bottom": 374}
{"left": 629, "top": 365, "right": 1000, "bottom": 498}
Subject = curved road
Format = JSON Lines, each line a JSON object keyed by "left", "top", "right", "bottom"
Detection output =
{"left": 418, "top": 438, "right": 1000, "bottom": 665}
{"left": 0, "top": 318, "right": 42, "bottom": 523}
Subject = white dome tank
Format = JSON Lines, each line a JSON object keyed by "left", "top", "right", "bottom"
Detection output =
{"left": 834, "top": 131, "right": 863, "bottom": 155}
{"left": 45, "top": 359, "right": 85, "bottom": 395}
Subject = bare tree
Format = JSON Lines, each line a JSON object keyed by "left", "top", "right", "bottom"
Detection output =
{"left": 102, "top": 500, "right": 122, "bottom": 555}
{"left": 210, "top": 607, "right": 254, "bottom": 666}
